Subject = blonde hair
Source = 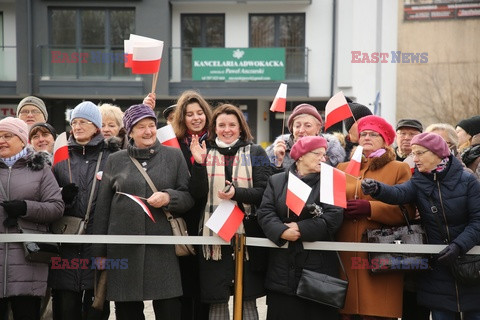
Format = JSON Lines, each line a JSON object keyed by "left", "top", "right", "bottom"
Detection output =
{"left": 98, "top": 103, "right": 124, "bottom": 128}
{"left": 425, "top": 123, "right": 458, "bottom": 147}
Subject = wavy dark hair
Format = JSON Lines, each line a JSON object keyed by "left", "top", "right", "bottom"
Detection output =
{"left": 208, "top": 104, "right": 253, "bottom": 143}
{"left": 172, "top": 90, "right": 213, "bottom": 139}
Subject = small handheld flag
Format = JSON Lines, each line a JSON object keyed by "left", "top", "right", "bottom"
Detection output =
{"left": 286, "top": 172, "right": 312, "bottom": 216}
{"left": 324, "top": 91, "right": 353, "bottom": 131}
{"left": 270, "top": 83, "right": 287, "bottom": 112}
{"left": 205, "top": 200, "right": 244, "bottom": 242}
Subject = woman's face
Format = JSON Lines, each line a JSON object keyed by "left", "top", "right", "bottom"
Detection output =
{"left": 18, "top": 105, "right": 46, "bottom": 127}
{"left": 455, "top": 126, "right": 471, "bottom": 146}
{"left": 101, "top": 116, "right": 121, "bottom": 138}
{"left": 215, "top": 113, "right": 241, "bottom": 145}
{"left": 0, "top": 131, "right": 24, "bottom": 158}
{"left": 130, "top": 118, "right": 157, "bottom": 149}
{"left": 185, "top": 102, "right": 206, "bottom": 134}
{"left": 359, "top": 130, "right": 386, "bottom": 156}
{"left": 71, "top": 117, "right": 98, "bottom": 145}
{"left": 411, "top": 145, "right": 442, "bottom": 173}
{"left": 30, "top": 130, "right": 55, "bottom": 153}
{"left": 292, "top": 115, "right": 321, "bottom": 142}
{"left": 296, "top": 147, "right": 327, "bottom": 174}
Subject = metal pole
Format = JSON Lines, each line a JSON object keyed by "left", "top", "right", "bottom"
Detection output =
{"left": 233, "top": 233, "right": 245, "bottom": 320}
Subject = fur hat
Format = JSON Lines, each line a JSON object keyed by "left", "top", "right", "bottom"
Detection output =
{"left": 16, "top": 96, "right": 48, "bottom": 121}
{"left": 457, "top": 115, "right": 480, "bottom": 137}
{"left": 344, "top": 102, "right": 372, "bottom": 132}
{"left": 71, "top": 101, "right": 102, "bottom": 129}
{"left": 357, "top": 115, "right": 395, "bottom": 145}
{"left": 0, "top": 117, "right": 29, "bottom": 145}
{"left": 123, "top": 104, "right": 157, "bottom": 135}
{"left": 396, "top": 119, "right": 423, "bottom": 132}
{"left": 290, "top": 136, "right": 328, "bottom": 161}
{"left": 287, "top": 104, "right": 323, "bottom": 133}
{"left": 411, "top": 132, "right": 450, "bottom": 158}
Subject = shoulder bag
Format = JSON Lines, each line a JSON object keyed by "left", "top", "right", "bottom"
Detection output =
{"left": 130, "top": 156, "right": 195, "bottom": 256}
{"left": 51, "top": 153, "right": 103, "bottom": 235}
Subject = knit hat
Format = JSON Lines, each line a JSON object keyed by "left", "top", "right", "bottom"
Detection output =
{"left": 411, "top": 132, "right": 450, "bottom": 158}
{"left": 396, "top": 119, "right": 423, "bottom": 132}
{"left": 344, "top": 102, "right": 372, "bottom": 132}
{"left": 16, "top": 96, "right": 48, "bottom": 121}
{"left": 70, "top": 101, "right": 102, "bottom": 129}
{"left": 163, "top": 105, "right": 176, "bottom": 120}
{"left": 287, "top": 104, "right": 323, "bottom": 133}
{"left": 290, "top": 136, "right": 328, "bottom": 161}
{"left": 357, "top": 115, "right": 396, "bottom": 145}
{"left": 456, "top": 115, "right": 480, "bottom": 137}
{"left": 29, "top": 122, "right": 57, "bottom": 140}
{"left": 0, "top": 117, "right": 29, "bottom": 145}
{"left": 123, "top": 104, "right": 157, "bottom": 135}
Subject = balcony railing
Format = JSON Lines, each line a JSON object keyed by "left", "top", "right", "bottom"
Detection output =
{"left": 169, "top": 47, "right": 308, "bottom": 82}
{"left": 0, "top": 46, "right": 17, "bottom": 81}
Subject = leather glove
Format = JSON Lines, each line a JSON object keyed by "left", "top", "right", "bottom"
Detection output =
{"left": 344, "top": 199, "right": 371, "bottom": 219}
{"left": 361, "top": 178, "right": 379, "bottom": 196}
{"left": 61, "top": 183, "right": 79, "bottom": 204}
{"left": 437, "top": 242, "right": 461, "bottom": 267}
{"left": 1, "top": 200, "right": 27, "bottom": 228}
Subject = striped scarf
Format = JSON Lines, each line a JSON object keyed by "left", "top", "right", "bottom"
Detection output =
{"left": 202, "top": 145, "right": 253, "bottom": 260}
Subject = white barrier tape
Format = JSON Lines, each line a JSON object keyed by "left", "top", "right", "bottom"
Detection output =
{"left": 0, "top": 234, "right": 479, "bottom": 255}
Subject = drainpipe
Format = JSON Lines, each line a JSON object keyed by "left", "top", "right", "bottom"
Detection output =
{"left": 330, "top": 0, "right": 336, "bottom": 97}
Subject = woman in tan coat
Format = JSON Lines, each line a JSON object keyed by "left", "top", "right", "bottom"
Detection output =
{"left": 336, "top": 115, "right": 415, "bottom": 320}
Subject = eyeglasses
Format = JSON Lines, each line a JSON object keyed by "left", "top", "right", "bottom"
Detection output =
{"left": 410, "top": 150, "right": 430, "bottom": 158}
{"left": 19, "top": 109, "right": 42, "bottom": 116}
{"left": 309, "top": 151, "right": 327, "bottom": 159}
{"left": 71, "top": 120, "right": 93, "bottom": 128}
{"left": 0, "top": 134, "right": 15, "bottom": 142}
{"left": 396, "top": 131, "right": 418, "bottom": 138}
{"left": 359, "top": 132, "right": 381, "bottom": 138}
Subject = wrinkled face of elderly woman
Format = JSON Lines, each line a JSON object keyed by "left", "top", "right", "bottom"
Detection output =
{"left": 130, "top": 118, "right": 157, "bottom": 149}
{"left": 101, "top": 116, "right": 121, "bottom": 139}
{"left": 71, "top": 117, "right": 99, "bottom": 145}
{"left": 358, "top": 130, "right": 386, "bottom": 157}
{"left": 292, "top": 115, "right": 322, "bottom": 142}
{"left": 411, "top": 145, "right": 442, "bottom": 173}
{"left": 0, "top": 131, "right": 25, "bottom": 158}
{"left": 296, "top": 147, "right": 327, "bottom": 174}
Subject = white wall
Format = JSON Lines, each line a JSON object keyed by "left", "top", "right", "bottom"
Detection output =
{"left": 0, "top": 1, "right": 17, "bottom": 80}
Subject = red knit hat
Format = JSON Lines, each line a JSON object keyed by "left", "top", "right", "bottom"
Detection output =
{"left": 357, "top": 115, "right": 395, "bottom": 145}
{"left": 287, "top": 104, "right": 323, "bottom": 133}
{"left": 290, "top": 136, "right": 328, "bottom": 161}
{"left": 411, "top": 132, "right": 450, "bottom": 158}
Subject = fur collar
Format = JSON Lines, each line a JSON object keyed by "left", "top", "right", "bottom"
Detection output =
{"left": 27, "top": 149, "right": 50, "bottom": 171}
{"left": 363, "top": 146, "right": 396, "bottom": 171}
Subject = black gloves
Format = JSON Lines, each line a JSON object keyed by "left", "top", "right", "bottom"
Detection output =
{"left": 344, "top": 199, "right": 371, "bottom": 220}
{"left": 2, "top": 200, "right": 27, "bottom": 228}
{"left": 61, "top": 183, "right": 79, "bottom": 204}
{"left": 361, "top": 178, "right": 379, "bottom": 196}
{"left": 437, "top": 243, "right": 461, "bottom": 266}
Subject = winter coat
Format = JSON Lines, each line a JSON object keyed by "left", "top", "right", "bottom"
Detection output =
{"left": 0, "top": 149, "right": 64, "bottom": 298}
{"left": 48, "top": 133, "right": 119, "bottom": 292}
{"left": 336, "top": 147, "right": 415, "bottom": 318}
{"left": 257, "top": 165, "right": 343, "bottom": 297}
{"left": 371, "top": 155, "right": 480, "bottom": 312}
{"left": 193, "top": 140, "right": 271, "bottom": 303}
{"left": 265, "top": 133, "right": 345, "bottom": 171}
{"left": 461, "top": 139, "right": 480, "bottom": 181}
{"left": 93, "top": 140, "right": 194, "bottom": 301}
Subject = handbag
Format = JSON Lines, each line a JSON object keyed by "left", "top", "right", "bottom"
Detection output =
{"left": 365, "top": 205, "right": 429, "bottom": 273}
{"left": 130, "top": 156, "right": 196, "bottom": 257}
{"left": 51, "top": 153, "right": 103, "bottom": 235}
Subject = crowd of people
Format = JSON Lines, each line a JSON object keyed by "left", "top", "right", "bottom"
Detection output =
{"left": 0, "top": 92, "right": 478, "bottom": 320}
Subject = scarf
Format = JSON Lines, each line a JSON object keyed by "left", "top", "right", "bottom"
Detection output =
{"left": 1, "top": 147, "right": 28, "bottom": 167}
{"left": 368, "top": 148, "right": 386, "bottom": 158}
{"left": 202, "top": 144, "right": 253, "bottom": 260}
{"left": 429, "top": 156, "right": 450, "bottom": 174}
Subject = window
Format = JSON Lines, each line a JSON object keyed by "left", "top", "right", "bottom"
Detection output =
{"left": 48, "top": 8, "right": 134, "bottom": 79}
{"left": 250, "top": 14, "right": 306, "bottom": 80}
{"left": 181, "top": 14, "right": 225, "bottom": 79}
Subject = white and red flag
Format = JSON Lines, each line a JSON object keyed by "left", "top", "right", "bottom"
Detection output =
{"left": 270, "top": 83, "right": 287, "bottom": 112}
{"left": 131, "top": 41, "right": 164, "bottom": 74}
{"left": 320, "top": 163, "right": 347, "bottom": 208}
{"left": 324, "top": 91, "right": 353, "bottom": 131}
{"left": 124, "top": 39, "right": 133, "bottom": 68}
{"left": 205, "top": 200, "right": 244, "bottom": 242}
{"left": 53, "top": 132, "right": 69, "bottom": 166}
{"left": 157, "top": 124, "right": 180, "bottom": 149}
{"left": 117, "top": 192, "right": 155, "bottom": 223}
{"left": 286, "top": 172, "right": 312, "bottom": 216}
{"left": 344, "top": 146, "right": 363, "bottom": 177}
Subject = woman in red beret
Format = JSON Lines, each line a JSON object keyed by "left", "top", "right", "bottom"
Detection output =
{"left": 336, "top": 115, "right": 415, "bottom": 320}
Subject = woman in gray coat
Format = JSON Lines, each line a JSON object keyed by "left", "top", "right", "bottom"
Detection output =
{"left": 93, "top": 104, "right": 194, "bottom": 320}
{"left": 0, "top": 117, "right": 64, "bottom": 319}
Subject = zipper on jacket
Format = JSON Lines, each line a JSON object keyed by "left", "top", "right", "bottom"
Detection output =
{"left": 3, "top": 167, "right": 12, "bottom": 297}
{"left": 435, "top": 179, "right": 461, "bottom": 312}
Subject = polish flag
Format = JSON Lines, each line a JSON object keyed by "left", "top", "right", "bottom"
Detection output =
{"left": 270, "top": 83, "right": 287, "bottom": 112}
{"left": 157, "top": 124, "right": 180, "bottom": 149}
{"left": 205, "top": 200, "right": 244, "bottom": 242}
{"left": 286, "top": 172, "right": 312, "bottom": 216}
{"left": 404, "top": 155, "right": 415, "bottom": 174}
{"left": 131, "top": 41, "right": 164, "bottom": 74}
{"left": 117, "top": 192, "right": 155, "bottom": 223}
{"left": 124, "top": 40, "right": 133, "bottom": 68}
{"left": 344, "top": 146, "right": 363, "bottom": 177}
{"left": 320, "top": 163, "right": 347, "bottom": 208}
{"left": 53, "top": 132, "right": 69, "bottom": 166}
{"left": 324, "top": 91, "right": 353, "bottom": 131}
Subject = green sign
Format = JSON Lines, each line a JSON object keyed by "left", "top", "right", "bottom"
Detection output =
{"left": 192, "top": 48, "right": 285, "bottom": 81}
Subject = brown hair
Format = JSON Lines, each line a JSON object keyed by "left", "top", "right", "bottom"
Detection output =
{"left": 172, "top": 90, "right": 213, "bottom": 138}
{"left": 209, "top": 104, "right": 253, "bottom": 142}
